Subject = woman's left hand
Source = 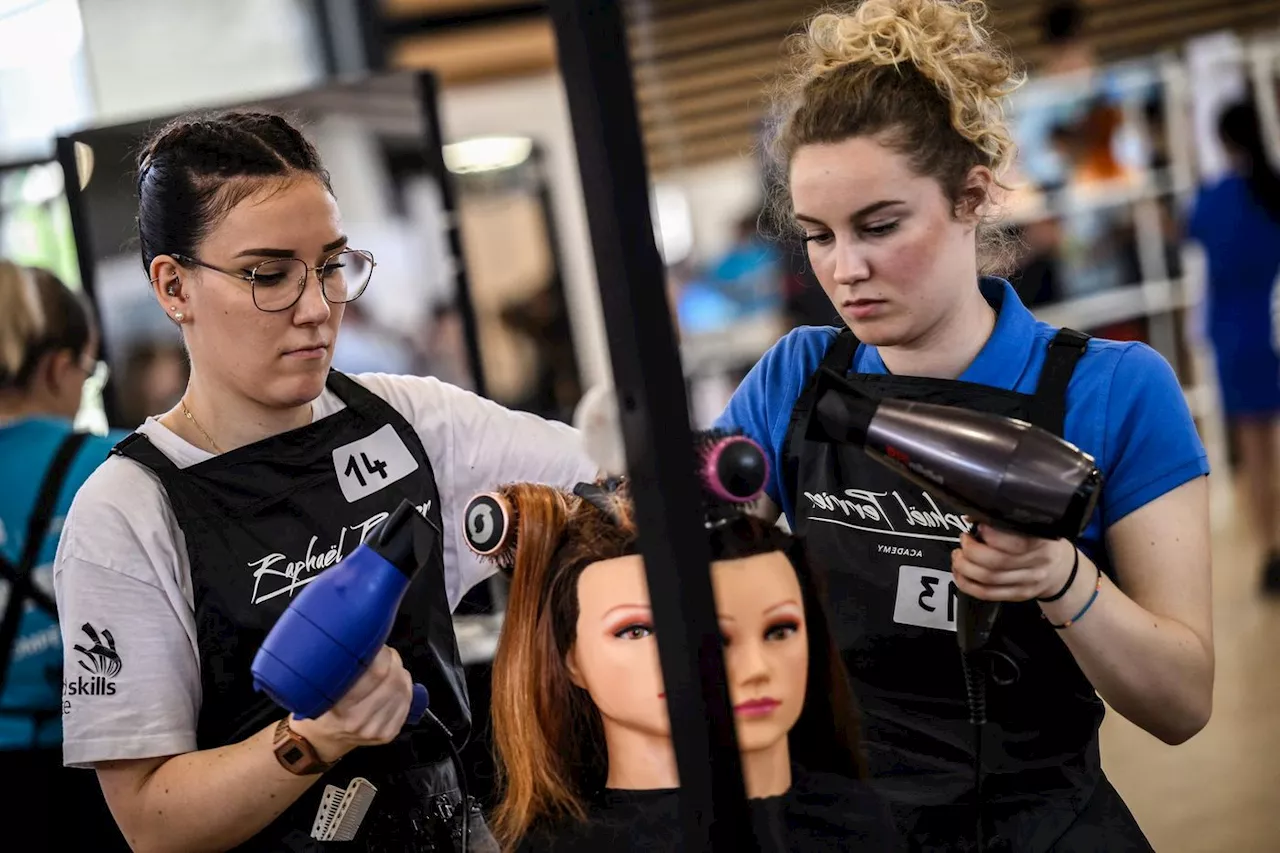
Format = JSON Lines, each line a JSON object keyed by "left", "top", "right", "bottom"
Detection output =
{"left": 951, "top": 523, "right": 1076, "bottom": 602}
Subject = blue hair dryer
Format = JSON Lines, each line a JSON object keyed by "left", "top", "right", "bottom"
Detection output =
{"left": 251, "top": 499, "right": 431, "bottom": 724}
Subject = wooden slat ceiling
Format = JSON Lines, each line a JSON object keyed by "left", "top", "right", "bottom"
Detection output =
{"left": 383, "top": 0, "right": 1280, "bottom": 175}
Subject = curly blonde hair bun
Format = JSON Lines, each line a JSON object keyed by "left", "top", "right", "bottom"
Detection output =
{"left": 765, "top": 0, "right": 1025, "bottom": 269}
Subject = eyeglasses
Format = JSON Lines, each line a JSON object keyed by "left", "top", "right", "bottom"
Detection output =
{"left": 78, "top": 358, "right": 109, "bottom": 392}
{"left": 172, "top": 249, "right": 376, "bottom": 313}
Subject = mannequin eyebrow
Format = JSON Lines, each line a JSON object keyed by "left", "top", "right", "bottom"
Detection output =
{"left": 601, "top": 604, "right": 652, "bottom": 619}
{"left": 235, "top": 235, "right": 348, "bottom": 259}
{"left": 718, "top": 599, "right": 801, "bottom": 621}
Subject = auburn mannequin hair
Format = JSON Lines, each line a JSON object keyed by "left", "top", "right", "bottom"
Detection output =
{"left": 478, "top": 478, "right": 865, "bottom": 849}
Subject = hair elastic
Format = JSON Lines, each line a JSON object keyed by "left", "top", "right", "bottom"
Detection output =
{"left": 1046, "top": 563, "right": 1102, "bottom": 630}
{"left": 1036, "top": 546, "right": 1079, "bottom": 603}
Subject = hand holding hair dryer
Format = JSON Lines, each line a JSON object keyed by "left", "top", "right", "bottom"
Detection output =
{"left": 804, "top": 367, "right": 1103, "bottom": 652}
{"left": 251, "top": 499, "right": 431, "bottom": 724}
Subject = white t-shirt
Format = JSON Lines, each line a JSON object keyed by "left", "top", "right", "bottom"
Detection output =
{"left": 52, "top": 373, "right": 597, "bottom": 768}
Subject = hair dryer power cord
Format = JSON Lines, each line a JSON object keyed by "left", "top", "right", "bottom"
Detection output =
{"left": 961, "top": 650, "right": 988, "bottom": 853}
{"left": 423, "top": 709, "right": 471, "bottom": 853}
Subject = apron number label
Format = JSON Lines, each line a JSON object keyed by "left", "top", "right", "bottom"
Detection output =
{"left": 344, "top": 453, "right": 388, "bottom": 487}
{"left": 892, "top": 565, "right": 958, "bottom": 633}
{"left": 332, "top": 424, "right": 419, "bottom": 503}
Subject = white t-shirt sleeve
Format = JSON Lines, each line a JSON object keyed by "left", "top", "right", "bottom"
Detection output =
{"left": 53, "top": 457, "right": 201, "bottom": 768}
{"left": 353, "top": 374, "right": 599, "bottom": 608}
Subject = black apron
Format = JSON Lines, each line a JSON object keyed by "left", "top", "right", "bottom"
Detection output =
{"left": 115, "top": 371, "right": 494, "bottom": 852}
{"left": 782, "top": 328, "right": 1152, "bottom": 853}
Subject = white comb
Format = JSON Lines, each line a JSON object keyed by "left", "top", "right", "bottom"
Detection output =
{"left": 310, "top": 784, "right": 345, "bottom": 841}
{"left": 325, "top": 777, "right": 378, "bottom": 842}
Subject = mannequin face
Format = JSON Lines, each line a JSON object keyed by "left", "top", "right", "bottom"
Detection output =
{"left": 566, "top": 550, "right": 808, "bottom": 768}
{"left": 567, "top": 555, "right": 669, "bottom": 743}
{"left": 715, "top": 551, "right": 808, "bottom": 754}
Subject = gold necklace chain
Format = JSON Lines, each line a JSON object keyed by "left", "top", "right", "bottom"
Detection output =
{"left": 180, "top": 398, "right": 223, "bottom": 454}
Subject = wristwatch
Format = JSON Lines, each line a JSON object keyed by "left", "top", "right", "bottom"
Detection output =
{"left": 273, "top": 717, "right": 337, "bottom": 776}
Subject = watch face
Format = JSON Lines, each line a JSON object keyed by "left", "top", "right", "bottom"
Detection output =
{"left": 282, "top": 744, "right": 306, "bottom": 765}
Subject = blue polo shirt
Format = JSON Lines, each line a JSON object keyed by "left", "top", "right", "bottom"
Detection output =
{"left": 715, "top": 278, "right": 1210, "bottom": 548}
{"left": 0, "top": 417, "right": 126, "bottom": 750}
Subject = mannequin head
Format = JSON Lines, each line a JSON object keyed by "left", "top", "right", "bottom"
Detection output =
{"left": 567, "top": 546, "right": 809, "bottom": 764}
{"left": 475, "top": 478, "right": 863, "bottom": 847}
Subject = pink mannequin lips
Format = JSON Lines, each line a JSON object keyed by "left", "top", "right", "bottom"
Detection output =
{"left": 734, "top": 697, "right": 781, "bottom": 718}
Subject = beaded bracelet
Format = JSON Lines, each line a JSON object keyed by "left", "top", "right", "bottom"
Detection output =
{"left": 1046, "top": 563, "right": 1103, "bottom": 630}
{"left": 1036, "top": 546, "right": 1079, "bottom": 603}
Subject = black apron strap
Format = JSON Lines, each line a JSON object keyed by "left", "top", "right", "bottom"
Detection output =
{"left": 1027, "top": 328, "right": 1090, "bottom": 435}
{"left": 781, "top": 329, "right": 861, "bottom": 514}
{"left": 111, "top": 431, "right": 180, "bottom": 472}
{"left": 0, "top": 431, "right": 91, "bottom": 702}
{"left": 325, "top": 369, "right": 395, "bottom": 422}
{"left": 821, "top": 328, "right": 861, "bottom": 374}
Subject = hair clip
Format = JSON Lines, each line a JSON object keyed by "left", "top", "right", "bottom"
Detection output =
{"left": 572, "top": 479, "right": 627, "bottom": 528}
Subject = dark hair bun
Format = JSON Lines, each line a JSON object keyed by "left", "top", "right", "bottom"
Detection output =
{"left": 135, "top": 110, "right": 332, "bottom": 274}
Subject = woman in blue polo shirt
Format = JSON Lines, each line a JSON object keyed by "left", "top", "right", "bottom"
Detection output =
{"left": 0, "top": 261, "right": 129, "bottom": 846}
{"left": 1186, "top": 99, "right": 1280, "bottom": 592}
{"left": 716, "top": 2, "right": 1213, "bottom": 851}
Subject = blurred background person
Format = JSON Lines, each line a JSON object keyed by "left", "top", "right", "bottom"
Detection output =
{"left": 1039, "top": 0, "right": 1097, "bottom": 78}
{"left": 1187, "top": 99, "right": 1280, "bottom": 593}
{"left": 115, "top": 340, "right": 188, "bottom": 428}
{"left": 0, "top": 260, "right": 128, "bottom": 848}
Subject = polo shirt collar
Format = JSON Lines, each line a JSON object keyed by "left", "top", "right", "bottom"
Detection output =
{"left": 857, "top": 277, "right": 1038, "bottom": 390}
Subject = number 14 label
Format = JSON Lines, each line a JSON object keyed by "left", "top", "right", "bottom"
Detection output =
{"left": 332, "top": 424, "right": 419, "bottom": 503}
{"left": 892, "top": 565, "right": 958, "bottom": 633}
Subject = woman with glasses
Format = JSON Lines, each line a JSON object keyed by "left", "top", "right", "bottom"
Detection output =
{"left": 51, "top": 111, "right": 596, "bottom": 852}
{"left": 0, "top": 260, "right": 129, "bottom": 848}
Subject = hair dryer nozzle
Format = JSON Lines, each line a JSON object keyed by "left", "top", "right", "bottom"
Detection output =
{"left": 370, "top": 499, "right": 421, "bottom": 579}
{"left": 806, "top": 367, "right": 878, "bottom": 448}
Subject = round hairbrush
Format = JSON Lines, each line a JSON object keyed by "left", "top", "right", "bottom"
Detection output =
{"left": 462, "top": 492, "right": 516, "bottom": 570}
{"left": 697, "top": 432, "right": 769, "bottom": 504}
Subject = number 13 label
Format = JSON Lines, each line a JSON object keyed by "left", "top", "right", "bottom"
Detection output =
{"left": 892, "top": 565, "right": 958, "bottom": 633}
{"left": 332, "top": 424, "right": 419, "bottom": 503}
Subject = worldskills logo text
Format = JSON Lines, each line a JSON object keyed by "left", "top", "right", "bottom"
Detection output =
{"left": 64, "top": 622, "right": 121, "bottom": 699}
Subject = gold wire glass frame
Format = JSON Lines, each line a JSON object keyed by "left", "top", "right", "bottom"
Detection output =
{"left": 172, "top": 249, "right": 376, "bottom": 312}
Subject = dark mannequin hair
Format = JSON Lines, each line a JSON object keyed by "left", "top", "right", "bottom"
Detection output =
{"left": 1218, "top": 100, "right": 1280, "bottom": 222}
{"left": 135, "top": 110, "right": 334, "bottom": 273}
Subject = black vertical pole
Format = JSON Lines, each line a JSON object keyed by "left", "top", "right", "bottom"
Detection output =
{"left": 546, "top": 2, "right": 758, "bottom": 851}
{"left": 56, "top": 136, "right": 123, "bottom": 428}
{"left": 414, "top": 70, "right": 490, "bottom": 400}
{"left": 311, "top": 0, "right": 389, "bottom": 77}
